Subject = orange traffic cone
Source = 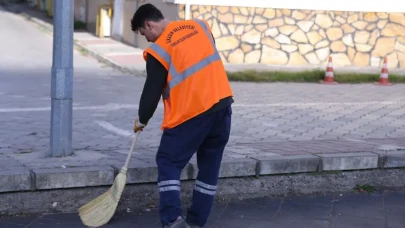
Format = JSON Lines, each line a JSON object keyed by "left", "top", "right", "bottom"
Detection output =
{"left": 320, "top": 57, "right": 338, "bottom": 84}
{"left": 374, "top": 57, "right": 392, "bottom": 86}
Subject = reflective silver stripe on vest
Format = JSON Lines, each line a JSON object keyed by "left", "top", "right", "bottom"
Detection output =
{"left": 168, "top": 52, "right": 221, "bottom": 89}
{"left": 194, "top": 19, "right": 216, "bottom": 49}
{"left": 149, "top": 43, "right": 171, "bottom": 64}
{"left": 147, "top": 19, "right": 220, "bottom": 99}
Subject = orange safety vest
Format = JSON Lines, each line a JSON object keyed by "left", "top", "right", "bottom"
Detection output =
{"left": 143, "top": 19, "right": 233, "bottom": 130}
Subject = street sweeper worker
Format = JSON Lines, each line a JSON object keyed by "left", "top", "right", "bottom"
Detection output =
{"left": 131, "top": 3, "right": 233, "bottom": 228}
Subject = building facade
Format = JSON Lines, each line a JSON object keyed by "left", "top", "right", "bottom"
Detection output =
{"left": 30, "top": 0, "right": 405, "bottom": 69}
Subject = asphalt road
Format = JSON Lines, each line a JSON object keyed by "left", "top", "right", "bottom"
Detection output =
{"left": 1, "top": 190, "right": 405, "bottom": 228}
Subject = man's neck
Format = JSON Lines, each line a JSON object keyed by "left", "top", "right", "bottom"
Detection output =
{"left": 155, "top": 19, "right": 171, "bottom": 40}
{"left": 160, "top": 19, "right": 170, "bottom": 31}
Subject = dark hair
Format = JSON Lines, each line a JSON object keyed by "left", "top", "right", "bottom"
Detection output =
{"left": 131, "top": 3, "right": 164, "bottom": 32}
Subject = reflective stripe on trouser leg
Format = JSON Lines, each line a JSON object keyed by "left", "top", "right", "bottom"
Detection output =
{"left": 157, "top": 179, "right": 182, "bottom": 226}
{"left": 186, "top": 179, "right": 218, "bottom": 227}
{"left": 158, "top": 180, "right": 181, "bottom": 192}
{"left": 194, "top": 180, "right": 217, "bottom": 196}
{"left": 188, "top": 180, "right": 217, "bottom": 225}
{"left": 156, "top": 153, "right": 183, "bottom": 226}
{"left": 158, "top": 180, "right": 181, "bottom": 225}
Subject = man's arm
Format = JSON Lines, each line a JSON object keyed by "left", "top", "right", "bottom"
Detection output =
{"left": 138, "top": 53, "right": 168, "bottom": 125}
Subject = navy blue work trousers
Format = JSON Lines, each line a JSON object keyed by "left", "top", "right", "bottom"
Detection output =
{"left": 156, "top": 105, "right": 232, "bottom": 227}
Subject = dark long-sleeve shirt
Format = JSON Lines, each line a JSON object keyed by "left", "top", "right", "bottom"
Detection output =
{"left": 137, "top": 53, "right": 168, "bottom": 125}
{"left": 138, "top": 47, "right": 233, "bottom": 125}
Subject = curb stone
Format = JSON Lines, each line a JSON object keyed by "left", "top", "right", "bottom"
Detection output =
{"left": 317, "top": 152, "right": 379, "bottom": 171}
{"left": 0, "top": 168, "right": 32, "bottom": 192}
{"left": 33, "top": 166, "right": 115, "bottom": 190}
{"left": 2, "top": 152, "right": 405, "bottom": 215}
{"left": 189, "top": 158, "right": 257, "bottom": 179}
{"left": 256, "top": 155, "right": 320, "bottom": 175}
{"left": 382, "top": 151, "right": 405, "bottom": 168}
{"left": 0, "top": 152, "right": 401, "bottom": 193}
{"left": 373, "top": 151, "right": 388, "bottom": 168}
{"left": 3, "top": 169, "right": 405, "bottom": 215}
{"left": 116, "top": 162, "right": 190, "bottom": 184}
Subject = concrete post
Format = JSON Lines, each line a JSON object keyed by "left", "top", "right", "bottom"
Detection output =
{"left": 112, "top": 0, "right": 123, "bottom": 40}
{"left": 185, "top": 0, "right": 191, "bottom": 19}
{"left": 49, "top": 0, "right": 74, "bottom": 157}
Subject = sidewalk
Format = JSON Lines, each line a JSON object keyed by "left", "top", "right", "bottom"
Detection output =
{"left": 1, "top": 190, "right": 405, "bottom": 227}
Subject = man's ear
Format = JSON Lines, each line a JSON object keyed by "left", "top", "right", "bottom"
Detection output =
{"left": 144, "top": 21, "right": 152, "bottom": 30}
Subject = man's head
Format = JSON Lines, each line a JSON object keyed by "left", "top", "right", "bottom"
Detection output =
{"left": 131, "top": 3, "right": 168, "bottom": 42}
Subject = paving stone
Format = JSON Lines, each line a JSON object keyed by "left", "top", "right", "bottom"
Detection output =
{"left": 317, "top": 152, "right": 378, "bottom": 171}
{"left": 33, "top": 166, "right": 115, "bottom": 190}
{"left": 0, "top": 156, "right": 24, "bottom": 170}
{"left": 0, "top": 168, "right": 32, "bottom": 192}
{"left": 383, "top": 151, "right": 405, "bottom": 168}
{"left": 118, "top": 160, "right": 189, "bottom": 184}
{"left": 257, "top": 155, "right": 319, "bottom": 175}
{"left": 189, "top": 158, "right": 257, "bottom": 179}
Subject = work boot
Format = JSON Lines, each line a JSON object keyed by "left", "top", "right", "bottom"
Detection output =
{"left": 163, "top": 216, "right": 190, "bottom": 228}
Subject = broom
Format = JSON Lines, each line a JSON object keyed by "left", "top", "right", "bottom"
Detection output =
{"left": 78, "top": 131, "right": 141, "bottom": 227}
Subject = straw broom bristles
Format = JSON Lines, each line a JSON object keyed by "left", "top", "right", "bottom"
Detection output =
{"left": 78, "top": 132, "right": 140, "bottom": 227}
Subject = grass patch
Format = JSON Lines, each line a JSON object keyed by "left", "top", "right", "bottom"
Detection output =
{"left": 226, "top": 70, "right": 405, "bottom": 83}
{"left": 353, "top": 184, "right": 376, "bottom": 194}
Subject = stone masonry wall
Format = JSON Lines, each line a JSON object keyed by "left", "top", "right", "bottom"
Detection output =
{"left": 178, "top": 5, "right": 405, "bottom": 68}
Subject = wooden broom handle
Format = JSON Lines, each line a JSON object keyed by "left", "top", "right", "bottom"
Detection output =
{"left": 123, "top": 131, "right": 140, "bottom": 169}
